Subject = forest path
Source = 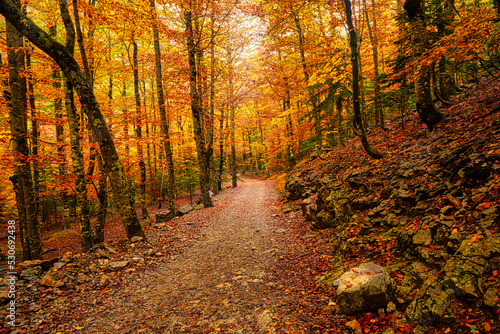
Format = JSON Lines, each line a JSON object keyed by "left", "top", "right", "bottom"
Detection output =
{"left": 81, "top": 177, "right": 332, "bottom": 333}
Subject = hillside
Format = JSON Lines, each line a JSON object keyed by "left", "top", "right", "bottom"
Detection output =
{"left": 280, "top": 75, "right": 500, "bottom": 333}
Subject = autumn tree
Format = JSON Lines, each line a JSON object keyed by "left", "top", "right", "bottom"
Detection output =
{"left": 5, "top": 0, "right": 42, "bottom": 260}
{"left": 150, "top": 0, "right": 176, "bottom": 214}
{"left": 0, "top": 0, "right": 146, "bottom": 240}
{"left": 403, "top": 0, "right": 444, "bottom": 131}
{"left": 59, "top": 0, "right": 93, "bottom": 251}
{"left": 344, "top": 0, "right": 384, "bottom": 159}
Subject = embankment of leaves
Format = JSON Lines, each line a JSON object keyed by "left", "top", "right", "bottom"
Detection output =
{"left": 281, "top": 76, "right": 500, "bottom": 333}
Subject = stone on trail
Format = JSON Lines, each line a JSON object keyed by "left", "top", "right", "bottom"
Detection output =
{"left": 20, "top": 266, "right": 43, "bottom": 281}
{"left": 156, "top": 210, "right": 175, "bottom": 224}
{"left": 177, "top": 204, "right": 194, "bottom": 216}
{"left": 412, "top": 229, "right": 432, "bottom": 246}
{"left": 100, "top": 275, "right": 111, "bottom": 286}
{"left": 345, "top": 319, "right": 362, "bottom": 333}
{"left": 40, "top": 275, "right": 64, "bottom": 288}
{"left": 334, "top": 262, "right": 395, "bottom": 314}
{"left": 130, "top": 236, "right": 144, "bottom": 243}
{"left": 110, "top": 260, "right": 129, "bottom": 270}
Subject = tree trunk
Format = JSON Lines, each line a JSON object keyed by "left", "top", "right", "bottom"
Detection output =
{"left": 292, "top": 10, "right": 321, "bottom": 144}
{"left": 185, "top": 7, "right": 214, "bottom": 207}
{"left": 209, "top": 21, "right": 217, "bottom": 193}
{"left": 227, "top": 49, "right": 237, "bottom": 188}
{"left": 437, "top": 0, "right": 457, "bottom": 101}
{"left": 5, "top": 0, "right": 41, "bottom": 259}
{"left": 150, "top": 0, "right": 175, "bottom": 213}
{"left": 403, "top": 0, "right": 444, "bottom": 131}
{"left": 94, "top": 155, "right": 107, "bottom": 244}
{"left": 26, "top": 43, "right": 40, "bottom": 222}
{"left": 0, "top": 0, "right": 145, "bottom": 240}
{"left": 59, "top": 0, "right": 93, "bottom": 252}
{"left": 364, "top": 0, "right": 385, "bottom": 129}
{"left": 217, "top": 104, "right": 225, "bottom": 191}
{"left": 49, "top": 25, "right": 70, "bottom": 230}
{"left": 344, "top": 0, "right": 385, "bottom": 159}
{"left": 74, "top": 0, "right": 108, "bottom": 243}
{"left": 131, "top": 35, "right": 150, "bottom": 220}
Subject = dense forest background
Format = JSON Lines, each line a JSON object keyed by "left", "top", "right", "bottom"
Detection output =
{"left": 0, "top": 0, "right": 499, "bottom": 259}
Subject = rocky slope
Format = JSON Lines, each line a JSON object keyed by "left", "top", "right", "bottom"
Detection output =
{"left": 281, "top": 76, "right": 500, "bottom": 333}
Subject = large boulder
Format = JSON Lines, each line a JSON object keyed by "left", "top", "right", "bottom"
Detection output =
{"left": 156, "top": 210, "right": 175, "bottom": 224}
{"left": 177, "top": 204, "right": 194, "bottom": 216}
{"left": 312, "top": 185, "right": 352, "bottom": 230}
{"left": 334, "top": 262, "right": 396, "bottom": 314}
{"left": 284, "top": 177, "right": 307, "bottom": 201}
{"left": 406, "top": 235, "right": 500, "bottom": 327}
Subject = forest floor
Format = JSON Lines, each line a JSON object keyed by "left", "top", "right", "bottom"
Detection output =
{"left": 7, "top": 177, "right": 359, "bottom": 333}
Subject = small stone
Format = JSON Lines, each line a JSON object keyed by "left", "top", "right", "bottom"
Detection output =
{"left": 177, "top": 204, "right": 194, "bottom": 216}
{"left": 19, "top": 260, "right": 42, "bottom": 269}
{"left": 97, "top": 249, "right": 109, "bottom": 258}
{"left": 387, "top": 301, "right": 397, "bottom": 313}
{"left": 77, "top": 272, "right": 88, "bottom": 284}
{"left": 53, "top": 262, "right": 66, "bottom": 268}
{"left": 100, "top": 275, "right": 111, "bottom": 286}
{"left": 131, "top": 236, "right": 144, "bottom": 243}
{"left": 20, "top": 266, "right": 43, "bottom": 281}
{"left": 60, "top": 254, "right": 71, "bottom": 263}
{"left": 0, "top": 290, "right": 8, "bottom": 304}
{"left": 484, "top": 288, "right": 499, "bottom": 307}
{"left": 29, "top": 303, "right": 41, "bottom": 312}
{"left": 110, "top": 260, "right": 129, "bottom": 269}
{"left": 40, "top": 275, "right": 64, "bottom": 288}
{"left": 413, "top": 229, "right": 432, "bottom": 246}
{"left": 322, "top": 306, "right": 336, "bottom": 315}
{"left": 131, "top": 257, "right": 144, "bottom": 264}
{"left": 105, "top": 246, "right": 118, "bottom": 254}
{"left": 345, "top": 319, "right": 362, "bottom": 333}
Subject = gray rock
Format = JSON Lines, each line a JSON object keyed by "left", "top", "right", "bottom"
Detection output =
{"left": 53, "top": 262, "right": 66, "bottom": 268}
{"left": 110, "top": 260, "right": 129, "bottom": 269}
{"left": 484, "top": 288, "right": 499, "bottom": 307}
{"left": 156, "top": 210, "right": 175, "bottom": 224}
{"left": 100, "top": 275, "right": 111, "bottom": 286}
{"left": 442, "top": 237, "right": 496, "bottom": 298}
{"left": 336, "top": 262, "right": 396, "bottom": 314}
{"left": 413, "top": 229, "right": 432, "bottom": 246}
{"left": 130, "top": 236, "right": 144, "bottom": 243}
{"left": 177, "top": 204, "right": 194, "bottom": 216}
{"left": 406, "top": 235, "right": 500, "bottom": 327}
{"left": 405, "top": 277, "right": 455, "bottom": 327}
{"left": 20, "top": 266, "right": 43, "bottom": 281}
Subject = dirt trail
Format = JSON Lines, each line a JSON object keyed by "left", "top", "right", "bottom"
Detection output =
{"left": 80, "top": 178, "right": 326, "bottom": 333}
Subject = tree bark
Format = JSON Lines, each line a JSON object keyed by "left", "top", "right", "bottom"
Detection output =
{"left": 364, "top": 0, "right": 385, "bottom": 129}
{"left": 292, "top": 10, "right": 321, "bottom": 144}
{"left": 403, "top": 0, "right": 444, "bottom": 131}
{"left": 26, "top": 44, "right": 40, "bottom": 223}
{"left": 5, "top": 0, "right": 42, "bottom": 259}
{"left": 227, "top": 48, "right": 237, "bottom": 188}
{"left": 150, "top": 0, "right": 175, "bottom": 213}
{"left": 217, "top": 104, "right": 225, "bottom": 191}
{"left": 185, "top": 7, "right": 214, "bottom": 207}
{"left": 59, "top": 0, "right": 93, "bottom": 252}
{"left": 209, "top": 20, "right": 217, "bottom": 193}
{"left": 344, "top": 0, "right": 385, "bottom": 159}
{"left": 0, "top": 0, "right": 145, "bottom": 240}
{"left": 49, "top": 25, "right": 70, "bottom": 230}
{"left": 132, "top": 34, "right": 150, "bottom": 220}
